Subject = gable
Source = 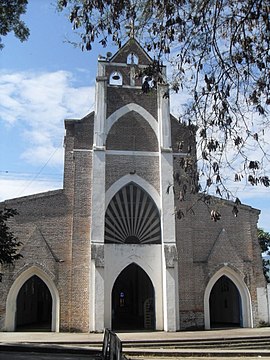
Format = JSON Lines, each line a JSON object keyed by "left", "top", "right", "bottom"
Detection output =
{"left": 207, "top": 228, "right": 242, "bottom": 267}
{"left": 19, "top": 226, "right": 59, "bottom": 265}
{"left": 110, "top": 38, "right": 153, "bottom": 65}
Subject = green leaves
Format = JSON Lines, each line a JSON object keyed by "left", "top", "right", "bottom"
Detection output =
{"left": 58, "top": 0, "right": 270, "bottom": 198}
{"left": 0, "top": 0, "right": 30, "bottom": 50}
{"left": 0, "top": 208, "right": 22, "bottom": 270}
{"left": 258, "top": 228, "right": 270, "bottom": 282}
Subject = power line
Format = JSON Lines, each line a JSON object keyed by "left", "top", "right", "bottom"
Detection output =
{"left": 14, "top": 146, "right": 63, "bottom": 197}
{"left": 0, "top": 170, "right": 62, "bottom": 177}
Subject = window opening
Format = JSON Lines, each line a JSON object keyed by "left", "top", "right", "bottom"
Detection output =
{"left": 109, "top": 71, "right": 123, "bottom": 86}
{"left": 127, "top": 53, "right": 139, "bottom": 65}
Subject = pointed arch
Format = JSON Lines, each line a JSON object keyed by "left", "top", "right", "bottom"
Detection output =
{"left": 106, "top": 103, "right": 158, "bottom": 141}
{"left": 106, "top": 174, "right": 160, "bottom": 209}
{"left": 204, "top": 266, "right": 253, "bottom": 329}
{"left": 5, "top": 266, "right": 60, "bottom": 332}
{"left": 104, "top": 247, "right": 164, "bottom": 330}
{"left": 127, "top": 53, "right": 139, "bottom": 65}
{"left": 111, "top": 263, "right": 155, "bottom": 330}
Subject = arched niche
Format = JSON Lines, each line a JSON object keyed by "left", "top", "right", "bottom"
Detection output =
{"left": 106, "top": 103, "right": 158, "bottom": 141}
{"left": 106, "top": 110, "right": 159, "bottom": 151}
{"left": 109, "top": 71, "right": 123, "bottom": 86}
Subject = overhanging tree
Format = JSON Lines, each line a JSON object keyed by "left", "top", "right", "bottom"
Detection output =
{"left": 0, "top": 0, "right": 30, "bottom": 49}
{"left": 57, "top": 0, "right": 270, "bottom": 209}
{"left": 258, "top": 228, "right": 270, "bottom": 282}
{"left": 0, "top": 208, "right": 22, "bottom": 281}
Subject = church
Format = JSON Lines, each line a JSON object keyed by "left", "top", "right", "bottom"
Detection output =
{"left": 0, "top": 39, "right": 269, "bottom": 333}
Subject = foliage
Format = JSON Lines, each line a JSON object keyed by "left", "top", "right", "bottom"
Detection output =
{"left": 0, "top": 0, "right": 30, "bottom": 49}
{"left": 258, "top": 228, "right": 270, "bottom": 282}
{"left": 58, "top": 0, "right": 270, "bottom": 203}
{"left": 0, "top": 208, "right": 22, "bottom": 281}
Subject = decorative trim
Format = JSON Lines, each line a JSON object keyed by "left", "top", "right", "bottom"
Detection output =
{"left": 106, "top": 150, "right": 159, "bottom": 157}
{"left": 105, "top": 174, "right": 160, "bottom": 209}
{"left": 105, "top": 183, "right": 161, "bottom": 244}
{"left": 106, "top": 103, "right": 158, "bottom": 140}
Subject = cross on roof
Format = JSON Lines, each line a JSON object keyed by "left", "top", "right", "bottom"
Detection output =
{"left": 126, "top": 17, "right": 139, "bottom": 38}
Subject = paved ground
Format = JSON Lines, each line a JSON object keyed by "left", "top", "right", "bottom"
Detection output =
{"left": 1, "top": 328, "right": 270, "bottom": 359}
{"left": 2, "top": 353, "right": 270, "bottom": 360}
{"left": 1, "top": 327, "right": 270, "bottom": 343}
{"left": 0, "top": 352, "right": 95, "bottom": 360}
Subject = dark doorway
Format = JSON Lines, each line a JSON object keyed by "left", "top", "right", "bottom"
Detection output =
{"left": 16, "top": 275, "right": 52, "bottom": 331}
{"left": 112, "top": 263, "right": 155, "bottom": 331}
{"left": 210, "top": 275, "right": 242, "bottom": 328}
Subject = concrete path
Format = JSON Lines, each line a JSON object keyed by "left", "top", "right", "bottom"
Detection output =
{"left": 1, "top": 327, "right": 270, "bottom": 343}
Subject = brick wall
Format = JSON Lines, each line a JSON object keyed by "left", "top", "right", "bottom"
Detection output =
{"left": 174, "top": 193, "right": 265, "bottom": 329}
{"left": 107, "top": 87, "right": 158, "bottom": 119}
{"left": 105, "top": 155, "right": 160, "bottom": 194}
{"left": 106, "top": 111, "right": 158, "bottom": 151}
{"left": 0, "top": 190, "right": 73, "bottom": 330}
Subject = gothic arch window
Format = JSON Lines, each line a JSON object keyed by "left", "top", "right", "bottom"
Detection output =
{"left": 105, "top": 183, "right": 161, "bottom": 244}
{"left": 127, "top": 53, "right": 139, "bottom": 65}
{"left": 109, "top": 71, "right": 123, "bottom": 86}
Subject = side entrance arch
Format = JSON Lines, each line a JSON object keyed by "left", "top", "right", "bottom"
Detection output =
{"left": 5, "top": 266, "right": 60, "bottom": 332}
{"left": 209, "top": 275, "right": 242, "bottom": 328}
{"left": 204, "top": 267, "right": 253, "bottom": 329}
{"left": 111, "top": 263, "right": 155, "bottom": 330}
{"left": 16, "top": 275, "right": 52, "bottom": 331}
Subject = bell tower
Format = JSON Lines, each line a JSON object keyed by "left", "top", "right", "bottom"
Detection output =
{"left": 90, "top": 38, "right": 179, "bottom": 332}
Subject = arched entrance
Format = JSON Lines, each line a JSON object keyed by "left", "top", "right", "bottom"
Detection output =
{"left": 210, "top": 275, "right": 242, "bottom": 328}
{"left": 16, "top": 275, "right": 52, "bottom": 331}
{"left": 112, "top": 263, "right": 155, "bottom": 330}
{"left": 5, "top": 266, "right": 60, "bottom": 332}
{"left": 204, "top": 267, "right": 253, "bottom": 329}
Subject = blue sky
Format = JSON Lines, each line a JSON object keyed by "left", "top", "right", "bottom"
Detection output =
{"left": 0, "top": 0, "right": 270, "bottom": 232}
{"left": 0, "top": 0, "right": 112, "bottom": 198}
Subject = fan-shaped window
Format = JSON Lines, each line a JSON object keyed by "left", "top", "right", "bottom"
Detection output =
{"left": 105, "top": 183, "right": 161, "bottom": 244}
{"left": 109, "top": 71, "right": 123, "bottom": 85}
{"left": 127, "top": 53, "right": 139, "bottom": 65}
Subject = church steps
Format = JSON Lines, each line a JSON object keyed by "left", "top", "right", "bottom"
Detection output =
{"left": 120, "top": 336, "right": 270, "bottom": 349}
{"left": 47, "top": 335, "right": 270, "bottom": 350}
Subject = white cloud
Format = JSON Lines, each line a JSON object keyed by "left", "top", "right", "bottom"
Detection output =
{"left": 0, "top": 69, "right": 95, "bottom": 168}
{"left": 0, "top": 69, "right": 95, "bottom": 202}
{"left": 21, "top": 144, "right": 64, "bottom": 167}
{"left": 0, "top": 177, "right": 62, "bottom": 202}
